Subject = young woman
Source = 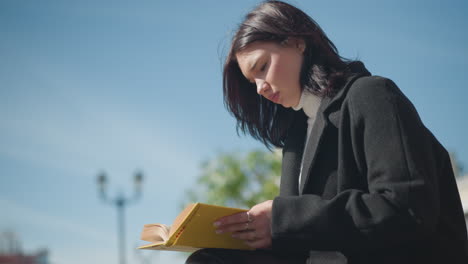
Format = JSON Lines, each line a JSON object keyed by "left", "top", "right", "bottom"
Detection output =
{"left": 186, "top": 1, "right": 468, "bottom": 263}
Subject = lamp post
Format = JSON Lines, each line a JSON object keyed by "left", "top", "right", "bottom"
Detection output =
{"left": 97, "top": 171, "right": 143, "bottom": 264}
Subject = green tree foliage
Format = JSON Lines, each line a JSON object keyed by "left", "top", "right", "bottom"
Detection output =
{"left": 184, "top": 149, "right": 282, "bottom": 209}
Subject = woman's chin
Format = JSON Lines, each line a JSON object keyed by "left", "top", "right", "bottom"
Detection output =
{"left": 281, "top": 101, "right": 293, "bottom": 108}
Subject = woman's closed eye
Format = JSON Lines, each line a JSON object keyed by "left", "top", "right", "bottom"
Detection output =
{"left": 247, "top": 64, "right": 267, "bottom": 83}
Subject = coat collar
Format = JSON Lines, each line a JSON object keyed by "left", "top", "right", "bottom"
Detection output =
{"left": 322, "top": 61, "right": 372, "bottom": 116}
{"left": 299, "top": 65, "right": 371, "bottom": 194}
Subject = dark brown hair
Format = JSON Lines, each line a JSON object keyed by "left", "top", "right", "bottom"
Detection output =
{"left": 223, "top": 0, "right": 355, "bottom": 148}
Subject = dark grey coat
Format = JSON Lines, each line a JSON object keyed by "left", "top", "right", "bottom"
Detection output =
{"left": 271, "top": 72, "right": 468, "bottom": 263}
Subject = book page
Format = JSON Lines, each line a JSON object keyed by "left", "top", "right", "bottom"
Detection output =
{"left": 140, "top": 224, "right": 171, "bottom": 243}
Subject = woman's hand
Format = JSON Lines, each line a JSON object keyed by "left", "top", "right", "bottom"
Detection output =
{"left": 214, "top": 200, "right": 273, "bottom": 249}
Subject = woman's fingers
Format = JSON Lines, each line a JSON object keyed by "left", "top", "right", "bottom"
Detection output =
{"left": 231, "top": 230, "right": 271, "bottom": 249}
{"left": 232, "top": 229, "right": 257, "bottom": 240}
{"left": 245, "top": 237, "right": 272, "bottom": 249}
{"left": 214, "top": 211, "right": 250, "bottom": 227}
{"left": 213, "top": 200, "right": 273, "bottom": 249}
{"left": 215, "top": 221, "right": 251, "bottom": 234}
{"left": 232, "top": 226, "right": 269, "bottom": 238}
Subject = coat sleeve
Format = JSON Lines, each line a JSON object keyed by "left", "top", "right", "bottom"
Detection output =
{"left": 271, "top": 77, "right": 445, "bottom": 253}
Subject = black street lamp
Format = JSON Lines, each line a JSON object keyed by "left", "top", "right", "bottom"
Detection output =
{"left": 97, "top": 171, "right": 143, "bottom": 264}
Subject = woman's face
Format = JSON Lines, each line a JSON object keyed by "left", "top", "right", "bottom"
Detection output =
{"left": 236, "top": 39, "right": 305, "bottom": 108}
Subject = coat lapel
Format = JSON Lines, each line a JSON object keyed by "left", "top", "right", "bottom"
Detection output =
{"left": 280, "top": 112, "right": 307, "bottom": 196}
{"left": 299, "top": 97, "right": 331, "bottom": 194}
{"left": 299, "top": 72, "right": 370, "bottom": 194}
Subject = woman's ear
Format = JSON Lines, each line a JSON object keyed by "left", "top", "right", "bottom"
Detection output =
{"left": 282, "top": 37, "right": 305, "bottom": 53}
{"left": 295, "top": 38, "right": 306, "bottom": 54}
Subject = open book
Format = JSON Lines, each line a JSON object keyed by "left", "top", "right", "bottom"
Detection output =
{"left": 138, "top": 203, "right": 253, "bottom": 252}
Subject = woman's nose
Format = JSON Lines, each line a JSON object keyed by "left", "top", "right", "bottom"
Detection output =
{"left": 256, "top": 80, "right": 268, "bottom": 95}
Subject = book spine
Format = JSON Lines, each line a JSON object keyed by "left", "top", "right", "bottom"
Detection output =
{"left": 174, "top": 226, "right": 186, "bottom": 240}
{"left": 166, "top": 204, "right": 199, "bottom": 246}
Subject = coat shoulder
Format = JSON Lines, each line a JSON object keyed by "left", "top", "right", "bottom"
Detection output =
{"left": 347, "top": 76, "right": 401, "bottom": 101}
{"left": 344, "top": 75, "right": 407, "bottom": 113}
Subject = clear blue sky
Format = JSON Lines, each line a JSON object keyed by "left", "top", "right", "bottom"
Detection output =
{"left": 1, "top": 0, "right": 467, "bottom": 263}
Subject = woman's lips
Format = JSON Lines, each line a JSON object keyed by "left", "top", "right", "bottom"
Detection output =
{"left": 270, "top": 92, "right": 280, "bottom": 104}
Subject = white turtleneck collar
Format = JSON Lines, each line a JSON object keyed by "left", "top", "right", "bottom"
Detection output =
{"left": 292, "top": 89, "right": 322, "bottom": 119}
{"left": 292, "top": 89, "right": 322, "bottom": 191}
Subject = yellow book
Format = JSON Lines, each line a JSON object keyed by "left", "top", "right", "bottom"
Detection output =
{"left": 138, "top": 203, "right": 253, "bottom": 252}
